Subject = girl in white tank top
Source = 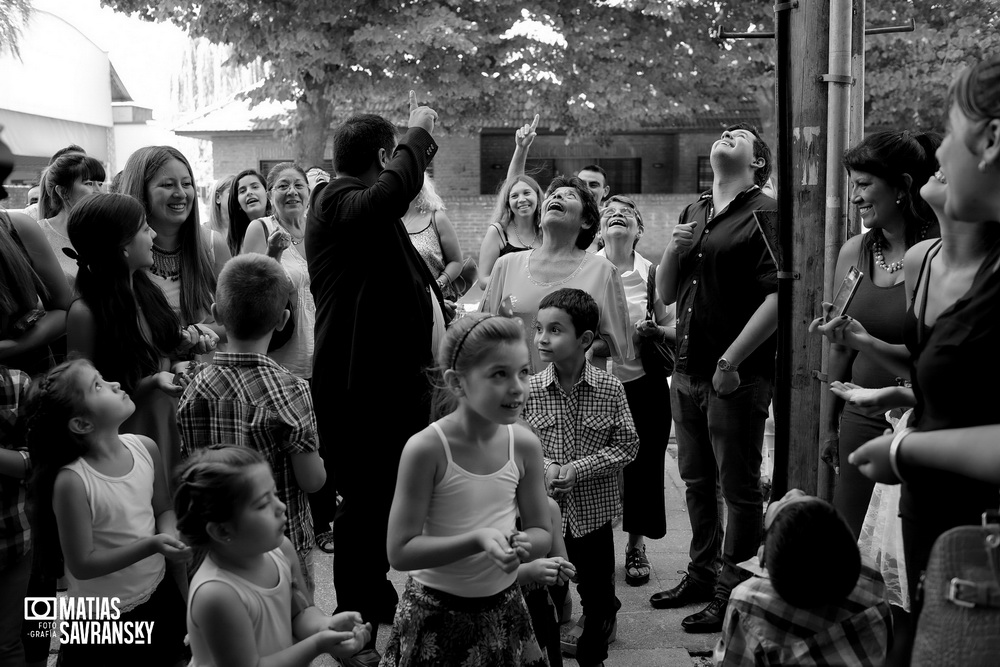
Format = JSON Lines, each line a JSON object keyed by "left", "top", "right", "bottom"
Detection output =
{"left": 24, "top": 358, "right": 190, "bottom": 666}
{"left": 381, "top": 314, "right": 553, "bottom": 666}
{"left": 175, "top": 445, "right": 372, "bottom": 666}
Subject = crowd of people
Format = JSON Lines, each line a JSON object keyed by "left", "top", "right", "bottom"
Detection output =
{"left": 0, "top": 55, "right": 999, "bottom": 667}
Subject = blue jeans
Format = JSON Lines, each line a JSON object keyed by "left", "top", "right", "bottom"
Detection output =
{"left": 671, "top": 372, "right": 771, "bottom": 598}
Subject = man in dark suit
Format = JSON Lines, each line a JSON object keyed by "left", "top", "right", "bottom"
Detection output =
{"left": 305, "top": 93, "right": 443, "bottom": 666}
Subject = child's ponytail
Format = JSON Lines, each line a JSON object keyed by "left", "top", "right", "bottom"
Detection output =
{"left": 24, "top": 359, "right": 90, "bottom": 579}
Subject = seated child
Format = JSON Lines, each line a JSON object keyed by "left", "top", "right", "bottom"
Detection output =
{"left": 178, "top": 254, "right": 326, "bottom": 588}
{"left": 714, "top": 489, "right": 892, "bottom": 666}
{"left": 522, "top": 288, "right": 639, "bottom": 667}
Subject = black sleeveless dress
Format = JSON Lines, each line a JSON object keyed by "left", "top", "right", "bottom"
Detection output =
{"left": 899, "top": 236, "right": 1000, "bottom": 599}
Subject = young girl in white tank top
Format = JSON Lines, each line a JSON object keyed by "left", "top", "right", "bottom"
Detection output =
{"left": 382, "top": 314, "right": 552, "bottom": 666}
{"left": 25, "top": 359, "right": 191, "bottom": 666}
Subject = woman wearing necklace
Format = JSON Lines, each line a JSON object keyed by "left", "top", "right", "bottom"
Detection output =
{"left": 478, "top": 121, "right": 544, "bottom": 288}
{"left": 118, "top": 146, "right": 230, "bottom": 350}
{"left": 403, "top": 176, "right": 466, "bottom": 301}
{"left": 594, "top": 195, "right": 675, "bottom": 588}
{"left": 480, "top": 175, "right": 632, "bottom": 373}
{"left": 821, "top": 131, "right": 940, "bottom": 538}
{"left": 240, "top": 162, "right": 315, "bottom": 380}
{"left": 37, "top": 151, "right": 106, "bottom": 289}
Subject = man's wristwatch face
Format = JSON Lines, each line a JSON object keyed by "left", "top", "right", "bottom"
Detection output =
{"left": 717, "top": 358, "right": 738, "bottom": 372}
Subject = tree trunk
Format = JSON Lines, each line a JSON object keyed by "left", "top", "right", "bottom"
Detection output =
{"left": 293, "top": 90, "right": 332, "bottom": 169}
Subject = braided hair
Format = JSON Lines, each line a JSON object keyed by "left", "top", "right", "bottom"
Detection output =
{"left": 174, "top": 445, "right": 266, "bottom": 551}
{"left": 24, "top": 359, "right": 90, "bottom": 579}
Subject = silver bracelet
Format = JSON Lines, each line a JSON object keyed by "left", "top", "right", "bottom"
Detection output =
{"left": 889, "top": 427, "right": 914, "bottom": 483}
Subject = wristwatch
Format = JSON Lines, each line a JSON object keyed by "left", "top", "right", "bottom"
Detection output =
{"left": 717, "top": 357, "right": 739, "bottom": 372}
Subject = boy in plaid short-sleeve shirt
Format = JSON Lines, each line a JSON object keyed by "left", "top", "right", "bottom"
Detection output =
{"left": 522, "top": 288, "right": 638, "bottom": 667}
{"left": 178, "top": 255, "right": 326, "bottom": 588}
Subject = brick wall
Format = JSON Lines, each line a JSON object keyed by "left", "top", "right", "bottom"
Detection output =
{"left": 443, "top": 193, "right": 698, "bottom": 266}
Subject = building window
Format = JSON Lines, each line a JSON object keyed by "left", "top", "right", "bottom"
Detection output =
{"left": 697, "top": 156, "right": 713, "bottom": 192}
{"left": 481, "top": 156, "right": 641, "bottom": 196}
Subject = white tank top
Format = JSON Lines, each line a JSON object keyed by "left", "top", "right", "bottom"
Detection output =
{"left": 187, "top": 548, "right": 293, "bottom": 666}
{"left": 61, "top": 434, "right": 165, "bottom": 611}
{"left": 411, "top": 422, "right": 521, "bottom": 597}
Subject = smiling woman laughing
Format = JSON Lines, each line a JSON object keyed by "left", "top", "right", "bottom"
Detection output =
{"left": 480, "top": 175, "right": 632, "bottom": 373}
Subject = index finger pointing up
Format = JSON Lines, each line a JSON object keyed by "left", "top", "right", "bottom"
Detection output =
{"left": 529, "top": 114, "right": 539, "bottom": 132}
{"left": 409, "top": 90, "right": 417, "bottom": 114}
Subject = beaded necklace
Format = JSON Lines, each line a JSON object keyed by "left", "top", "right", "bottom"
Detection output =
{"left": 871, "top": 220, "right": 931, "bottom": 274}
{"left": 150, "top": 245, "right": 181, "bottom": 281}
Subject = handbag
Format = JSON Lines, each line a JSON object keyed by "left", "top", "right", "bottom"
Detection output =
{"left": 429, "top": 212, "right": 478, "bottom": 300}
{"left": 638, "top": 264, "right": 674, "bottom": 380}
{"left": 911, "top": 514, "right": 1000, "bottom": 666}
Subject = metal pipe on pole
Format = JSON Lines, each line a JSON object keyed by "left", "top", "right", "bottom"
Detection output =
{"left": 816, "top": 0, "right": 856, "bottom": 501}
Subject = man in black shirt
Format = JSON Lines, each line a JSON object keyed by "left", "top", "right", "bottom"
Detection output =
{"left": 305, "top": 93, "right": 442, "bottom": 665}
{"left": 650, "top": 123, "right": 778, "bottom": 633}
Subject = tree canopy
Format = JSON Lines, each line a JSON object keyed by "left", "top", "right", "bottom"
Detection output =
{"left": 100, "top": 0, "right": 997, "bottom": 165}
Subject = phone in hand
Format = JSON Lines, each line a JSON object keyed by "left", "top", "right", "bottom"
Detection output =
{"left": 827, "top": 266, "right": 863, "bottom": 321}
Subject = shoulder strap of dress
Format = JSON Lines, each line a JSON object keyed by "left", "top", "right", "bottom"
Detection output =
{"left": 492, "top": 221, "right": 508, "bottom": 245}
{"left": 429, "top": 421, "right": 453, "bottom": 466}
{"left": 507, "top": 424, "right": 515, "bottom": 462}
{"left": 914, "top": 239, "right": 942, "bottom": 336}
{"left": 429, "top": 211, "right": 440, "bottom": 239}
{"left": 121, "top": 434, "right": 152, "bottom": 466}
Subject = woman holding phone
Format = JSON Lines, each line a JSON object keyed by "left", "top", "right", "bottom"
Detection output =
{"left": 823, "top": 131, "right": 939, "bottom": 538}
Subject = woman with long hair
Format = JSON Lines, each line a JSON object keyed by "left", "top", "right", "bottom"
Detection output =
{"left": 226, "top": 168, "right": 269, "bottom": 256}
{"left": 403, "top": 175, "right": 467, "bottom": 301}
{"left": 66, "top": 193, "right": 195, "bottom": 483}
{"left": 36, "top": 152, "right": 106, "bottom": 289}
{"left": 824, "top": 130, "right": 940, "bottom": 538}
{"left": 118, "top": 146, "right": 230, "bottom": 344}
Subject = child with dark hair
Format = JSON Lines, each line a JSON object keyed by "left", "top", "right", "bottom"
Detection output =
{"left": 177, "top": 254, "right": 326, "bottom": 590}
{"left": 522, "top": 287, "right": 638, "bottom": 667}
{"left": 175, "top": 445, "right": 370, "bottom": 666}
{"left": 714, "top": 490, "right": 891, "bottom": 666}
{"left": 24, "top": 358, "right": 191, "bottom": 666}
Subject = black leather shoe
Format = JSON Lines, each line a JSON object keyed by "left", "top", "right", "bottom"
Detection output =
{"left": 681, "top": 597, "right": 727, "bottom": 633}
{"left": 649, "top": 573, "right": 714, "bottom": 609}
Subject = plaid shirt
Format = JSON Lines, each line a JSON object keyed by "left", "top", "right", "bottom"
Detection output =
{"left": 177, "top": 352, "right": 320, "bottom": 555}
{"left": 0, "top": 367, "right": 31, "bottom": 569}
{"left": 714, "top": 563, "right": 891, "bottom": 666}
{"left": 523, "top": 362, "right": 638, "bottom": 537}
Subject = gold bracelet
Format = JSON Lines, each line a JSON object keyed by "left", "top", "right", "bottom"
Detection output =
{"left": 889, "top": 427, "right": 914, "bottom": 483}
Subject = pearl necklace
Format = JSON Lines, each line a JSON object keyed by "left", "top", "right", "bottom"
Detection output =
{"left": 872, "top": 240, "right": 903, "bottom": 273}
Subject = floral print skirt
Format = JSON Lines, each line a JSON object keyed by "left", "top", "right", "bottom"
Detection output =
{"left": 379, "top": 577, "right": 549, "bottom": 667}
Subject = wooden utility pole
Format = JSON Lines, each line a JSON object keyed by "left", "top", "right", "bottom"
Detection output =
{"left": 771, "top": 0, "right": 832, "bottom": 497}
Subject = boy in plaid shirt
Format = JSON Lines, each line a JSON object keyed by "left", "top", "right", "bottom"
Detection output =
{"left": 522, "top": 288, "right": 638, "bottom": 667}
{"left": 178, "top": 254, "right": 326, "bottom": 588}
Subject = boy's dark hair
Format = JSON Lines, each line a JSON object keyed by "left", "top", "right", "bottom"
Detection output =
{"left": 544, "top": 175, "right": 601, "bottom": 250}
{"left": 538, "top": 288, "right": 599, "bottom": 341}
{"left": 333, "top": 114, "right": 398, "bottom": 177}
{"left": 726, "top": 122, "right": 772, "bottom": 188}
{"left": 214, "top": 254, "right": 290, "bottom": 341}
{"left": 765, "top": 498, "right": 861, "bottom": 608}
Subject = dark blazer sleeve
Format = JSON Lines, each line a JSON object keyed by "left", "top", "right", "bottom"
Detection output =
{"left": 330, "top": 128, "right": 437, "bottom": 223}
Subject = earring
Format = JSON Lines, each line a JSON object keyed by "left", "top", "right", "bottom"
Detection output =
{"left": 896, "top": 198, "right": 902, "bottom": 205}
{"left": 980, "top": 160, "right": 989, "bottom": 173}
{"left": 123, "top": 249, "right": 129, "bottom": 257}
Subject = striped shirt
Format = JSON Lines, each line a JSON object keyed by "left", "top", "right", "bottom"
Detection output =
{"left": 523, "top": 362, "right": 638, "bottom": 537}
{"left": 177, "top": 352, "right": 320, "bottom": 555}
{"left": 714, "top": 563, "right": 891, "bottom": 666}
{"left": 0, "top": 367, "right": 31, "bottom": 569}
